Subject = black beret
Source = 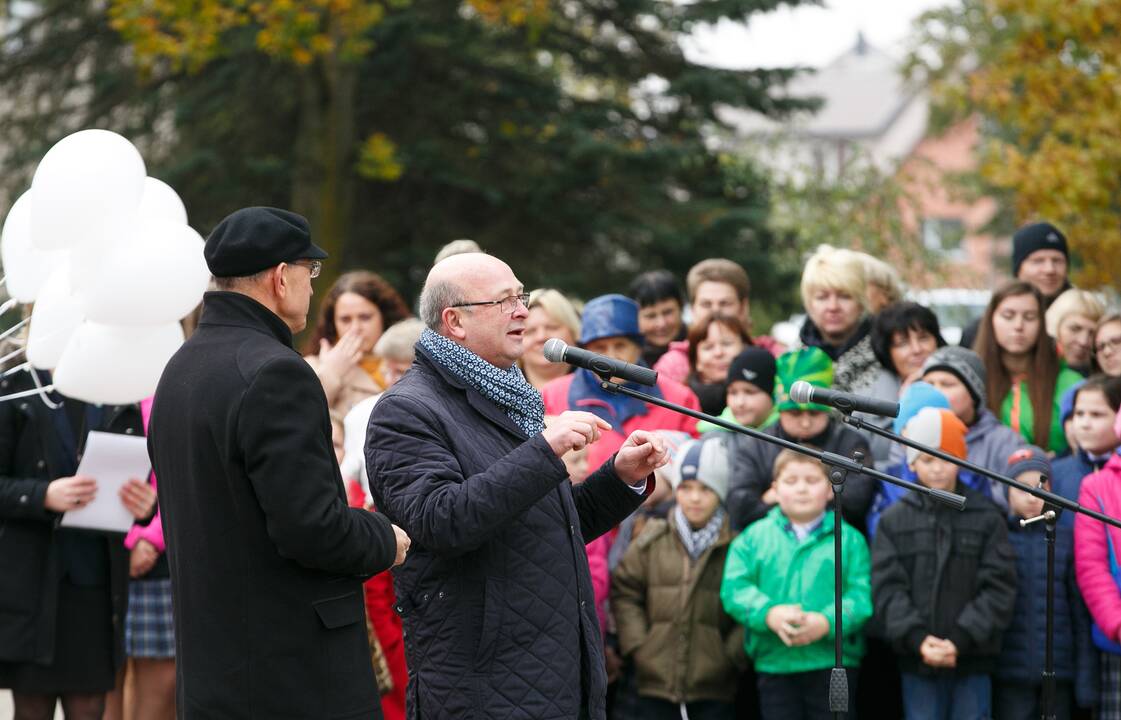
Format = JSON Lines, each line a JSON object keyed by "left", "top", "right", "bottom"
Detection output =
{"left": 204, "top": 207, "right": 327, "bottom": 277}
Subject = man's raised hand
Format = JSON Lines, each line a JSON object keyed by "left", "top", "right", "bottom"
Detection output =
{"left": 543, "top": 411, "right": 612, "bottom": 457}
{"left": 613, "top": 430, "right": 669, "bottom": 486}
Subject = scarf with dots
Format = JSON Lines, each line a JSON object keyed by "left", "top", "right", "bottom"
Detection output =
{"left": 420, "top": 328, "right": 545, "bottom": 438}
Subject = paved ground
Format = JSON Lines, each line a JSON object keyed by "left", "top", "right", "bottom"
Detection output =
{"left": 0, "top": 689, "right": 65, "bottom": 718}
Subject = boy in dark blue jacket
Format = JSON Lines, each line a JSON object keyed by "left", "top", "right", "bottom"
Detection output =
{"left": 994, "top": 447, "right": 1097, "bottom": 720}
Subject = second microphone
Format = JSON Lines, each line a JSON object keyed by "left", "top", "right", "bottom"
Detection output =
{"left": 789, "top": 380, "right": 900, "bottom": 418}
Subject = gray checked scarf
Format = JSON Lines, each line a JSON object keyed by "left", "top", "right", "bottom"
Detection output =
{"left": 419, "top": 328, "right": 545, "bottom": 437}
{"left": 674, "top": 505, "right": 726, "bottom": 561}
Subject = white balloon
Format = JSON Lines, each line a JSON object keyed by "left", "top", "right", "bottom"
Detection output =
{"left": 80, "top": 216, "right": 210, "bottom": 326}
{"left": 27, "top": 265, "right": 84, "bottom": 370}
{"left": 1, "top": 191, "right": 64, "bottom": 303}
{"left": 53, "top": 322, "right": 184, "bottom": 405}
{"left": 30, "top": 129, "right": 146, "bottom": 251}
{"left": 138, "top": 177, "right": 188, "bottom": 225}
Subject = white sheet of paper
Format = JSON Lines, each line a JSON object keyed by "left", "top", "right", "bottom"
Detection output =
{"left": 60, "top": 431, "right": 150, "bottom": 534}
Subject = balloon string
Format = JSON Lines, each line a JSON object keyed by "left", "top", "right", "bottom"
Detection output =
{"left": 27, "top": 362, "right": 61, "bottom": 409}
{"left": 0, "top": 384, "right": 56, "bottom": 404}
{"left": 0, "top": 361, "right": 29, "bottom": 379}
{"left": 0, "top": 317, "right": 30, "bottom": 343}
{"left": 0, "top": 346, "right": 25, "bottom": 367}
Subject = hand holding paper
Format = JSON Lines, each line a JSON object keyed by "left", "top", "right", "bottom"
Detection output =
{"left": 60, "top": 431, "right": 152, "bottom": 533}
{"left": 119, "top": 477, "right": 157, "bottom": 520}
{"left": 44, "top": 475, "right": 97, "bottom": 513}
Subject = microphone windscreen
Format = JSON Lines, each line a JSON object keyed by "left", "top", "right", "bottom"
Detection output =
{"left": 543, "top": 338, "right": 568, "bottom": 363}
{"left": 789, "top": 380, "right": 814, "bottom": 405}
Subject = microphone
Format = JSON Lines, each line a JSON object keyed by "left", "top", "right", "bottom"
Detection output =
{"left": 543, "top": 338, "right": 658, "bottom": 387}
{"left": 789, "top": 380, "right": 900, "bottom": 418}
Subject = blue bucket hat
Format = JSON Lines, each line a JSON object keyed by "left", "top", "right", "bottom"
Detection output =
{"left": 579, "top": 294, "right": 644, "bottom": 347}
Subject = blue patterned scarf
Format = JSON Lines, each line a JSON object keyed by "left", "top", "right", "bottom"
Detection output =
{"left": 419, "top": 328, "right": 545, "bottom": 437}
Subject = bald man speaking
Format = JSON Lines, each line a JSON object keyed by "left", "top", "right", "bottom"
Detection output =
{"left": 366, "top": 253, "right": 667, "bottom": 720}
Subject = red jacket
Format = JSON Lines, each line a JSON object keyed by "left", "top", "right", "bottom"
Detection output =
{"left": 346, "top": 479, "right": 407, "bottom": 720}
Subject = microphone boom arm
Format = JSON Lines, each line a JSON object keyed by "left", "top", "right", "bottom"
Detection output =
{"left": 599, "top": 379, "right": 965, "bottom": 510}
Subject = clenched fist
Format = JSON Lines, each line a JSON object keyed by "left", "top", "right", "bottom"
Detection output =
{"left": 392, "top": 524, "right": 411, "bottom": 567}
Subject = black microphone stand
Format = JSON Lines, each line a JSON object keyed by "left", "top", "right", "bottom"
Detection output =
{"left": 598, "top": 379, "right": 966, "bottom": 719}
{"left": 842, "top": 414, "right": 1121, "bottom": 720}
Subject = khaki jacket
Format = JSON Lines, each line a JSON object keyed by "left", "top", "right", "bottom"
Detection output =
{"left": 304, "top": 353, "right": 384, "bottom": 420}
{"left": 611, "top": 513, "right": 745, "bottom": 704}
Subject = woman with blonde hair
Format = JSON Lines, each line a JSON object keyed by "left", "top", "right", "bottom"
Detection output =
{"left": 859, "top": 251, "right": 906, "bottom": 314}
{"left": 1045, "top": 289, "right": 1106, "bottom": 376}
{"left": 798, "top": 245, "right": 879, "bottom": 393}
{"left": 519, "top": 288, "right": 582, "bottom": 390}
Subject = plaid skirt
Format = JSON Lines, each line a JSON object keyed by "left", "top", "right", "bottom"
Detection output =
{"left": 1103, "top": 652, "right": 1121, "bottom": 720}
{"left": 125, "top": 578, "right": 175, "bottom": 659}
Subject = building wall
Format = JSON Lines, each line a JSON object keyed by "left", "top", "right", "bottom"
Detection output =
{"left": 897, "top": 115, "right": 1009, "bottom": 289}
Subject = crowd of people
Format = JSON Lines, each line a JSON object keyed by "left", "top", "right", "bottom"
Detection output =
{"left": 3, "top": 216, "right": 1121, "bottom": 720}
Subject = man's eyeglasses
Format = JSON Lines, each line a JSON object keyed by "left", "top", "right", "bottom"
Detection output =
{"left": 451, "top": 292, "right": 530, "bottom": 315}
{"left": 291, "top": 259, "right": 322, "bottom": 279}
{"left": 1095, "top": 336, "right": 1121, "bottom": 355}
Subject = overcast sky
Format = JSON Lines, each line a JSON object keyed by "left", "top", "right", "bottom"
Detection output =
{"left": 682, "top": 0, "right": 955, "bottom": 69}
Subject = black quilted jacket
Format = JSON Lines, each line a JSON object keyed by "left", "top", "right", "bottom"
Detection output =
{"left": 367, "top": 346, "right": 649, "bottom": 720}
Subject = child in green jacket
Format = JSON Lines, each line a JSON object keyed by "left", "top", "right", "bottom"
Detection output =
{"left": 720, "top": 449, "right": 872, "bottom": 719}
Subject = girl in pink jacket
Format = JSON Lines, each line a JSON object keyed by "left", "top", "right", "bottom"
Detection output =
{"left": 1074, "top": 408, "right": 1121, "bottom": 714}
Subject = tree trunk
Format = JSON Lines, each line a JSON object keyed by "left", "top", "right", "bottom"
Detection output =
{"left": 291, "top": 42, "right": 358, "bottom": 301}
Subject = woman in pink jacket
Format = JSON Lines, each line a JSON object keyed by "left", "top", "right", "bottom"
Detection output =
{"left": 541, "top": 294, "right": 700, "bottom": 474}
{"left": 105, "top": 397, "right": 175, "bottom": 720}
{"left": 1074, "top": 407, "right": 1121, "bottom": 716}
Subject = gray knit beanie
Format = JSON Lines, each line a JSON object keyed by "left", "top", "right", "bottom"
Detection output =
{"left": 920, "top": 346, "right": 987, "bottom": 408}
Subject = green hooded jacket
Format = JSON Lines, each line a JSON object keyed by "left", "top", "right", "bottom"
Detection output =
{"left": 720, "top": 506, "right": 871, "bottom": 673}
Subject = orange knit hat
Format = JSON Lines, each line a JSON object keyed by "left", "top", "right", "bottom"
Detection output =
{"left": 903, "top": 407, "right": 968, "bottom": 465}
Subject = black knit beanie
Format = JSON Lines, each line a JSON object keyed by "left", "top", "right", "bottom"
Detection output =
{"left": 726, "top": 347, "right": 776, "bottom": 397}
{"left": 1012, "top": 222, "right": 1068, "bottom": 277}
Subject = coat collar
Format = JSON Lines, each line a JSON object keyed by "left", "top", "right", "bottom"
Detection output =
{"left": 799, "top": 315, "right": 873, "bottom": 361}
{"left": 197, "top": 291, "right": 294, "bottom": 349}
{"left": 414, "top": 344, "right": 529, "bottom": 440}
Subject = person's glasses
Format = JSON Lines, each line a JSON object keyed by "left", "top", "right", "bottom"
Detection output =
{"left": 452, "top": 292, "right": 530, "bottom": 315}
{"left": 291, "top": 259, "right": 322, "bottom": 279}
{"left": 1095, "top": 336, "right": 1121, "bottom": 355}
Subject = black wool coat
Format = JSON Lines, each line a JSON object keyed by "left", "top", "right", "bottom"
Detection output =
{"left": 0, "top": 371, "right": 141, "bottom": 668}
{"left": 871, "top": 483, "right": 1018, "bottom": 676}
{"left": 366, "top": 346, "right": 650, "bottom": 720}
{"left": 148, "top": 292, "right": 398, "bottom": 719}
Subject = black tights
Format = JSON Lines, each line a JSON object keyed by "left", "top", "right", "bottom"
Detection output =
{"left": 12, "top": 691, "right": 106, "bottom": 720}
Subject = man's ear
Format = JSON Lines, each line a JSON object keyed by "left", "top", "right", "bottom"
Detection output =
{"left": 271, "top": 264, "right": 288, "bottom": 300}
{"left": 442, "top": 307, "right": 468, "bottom": 341}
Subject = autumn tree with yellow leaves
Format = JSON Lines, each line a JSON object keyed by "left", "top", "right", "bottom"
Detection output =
{"left": 910, "top": 0, "right": 1121, "bottom": 289}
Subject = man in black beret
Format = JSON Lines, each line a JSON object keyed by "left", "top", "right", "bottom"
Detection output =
{"left": 147, "top": 206, "right": 409, "bottom": 719}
